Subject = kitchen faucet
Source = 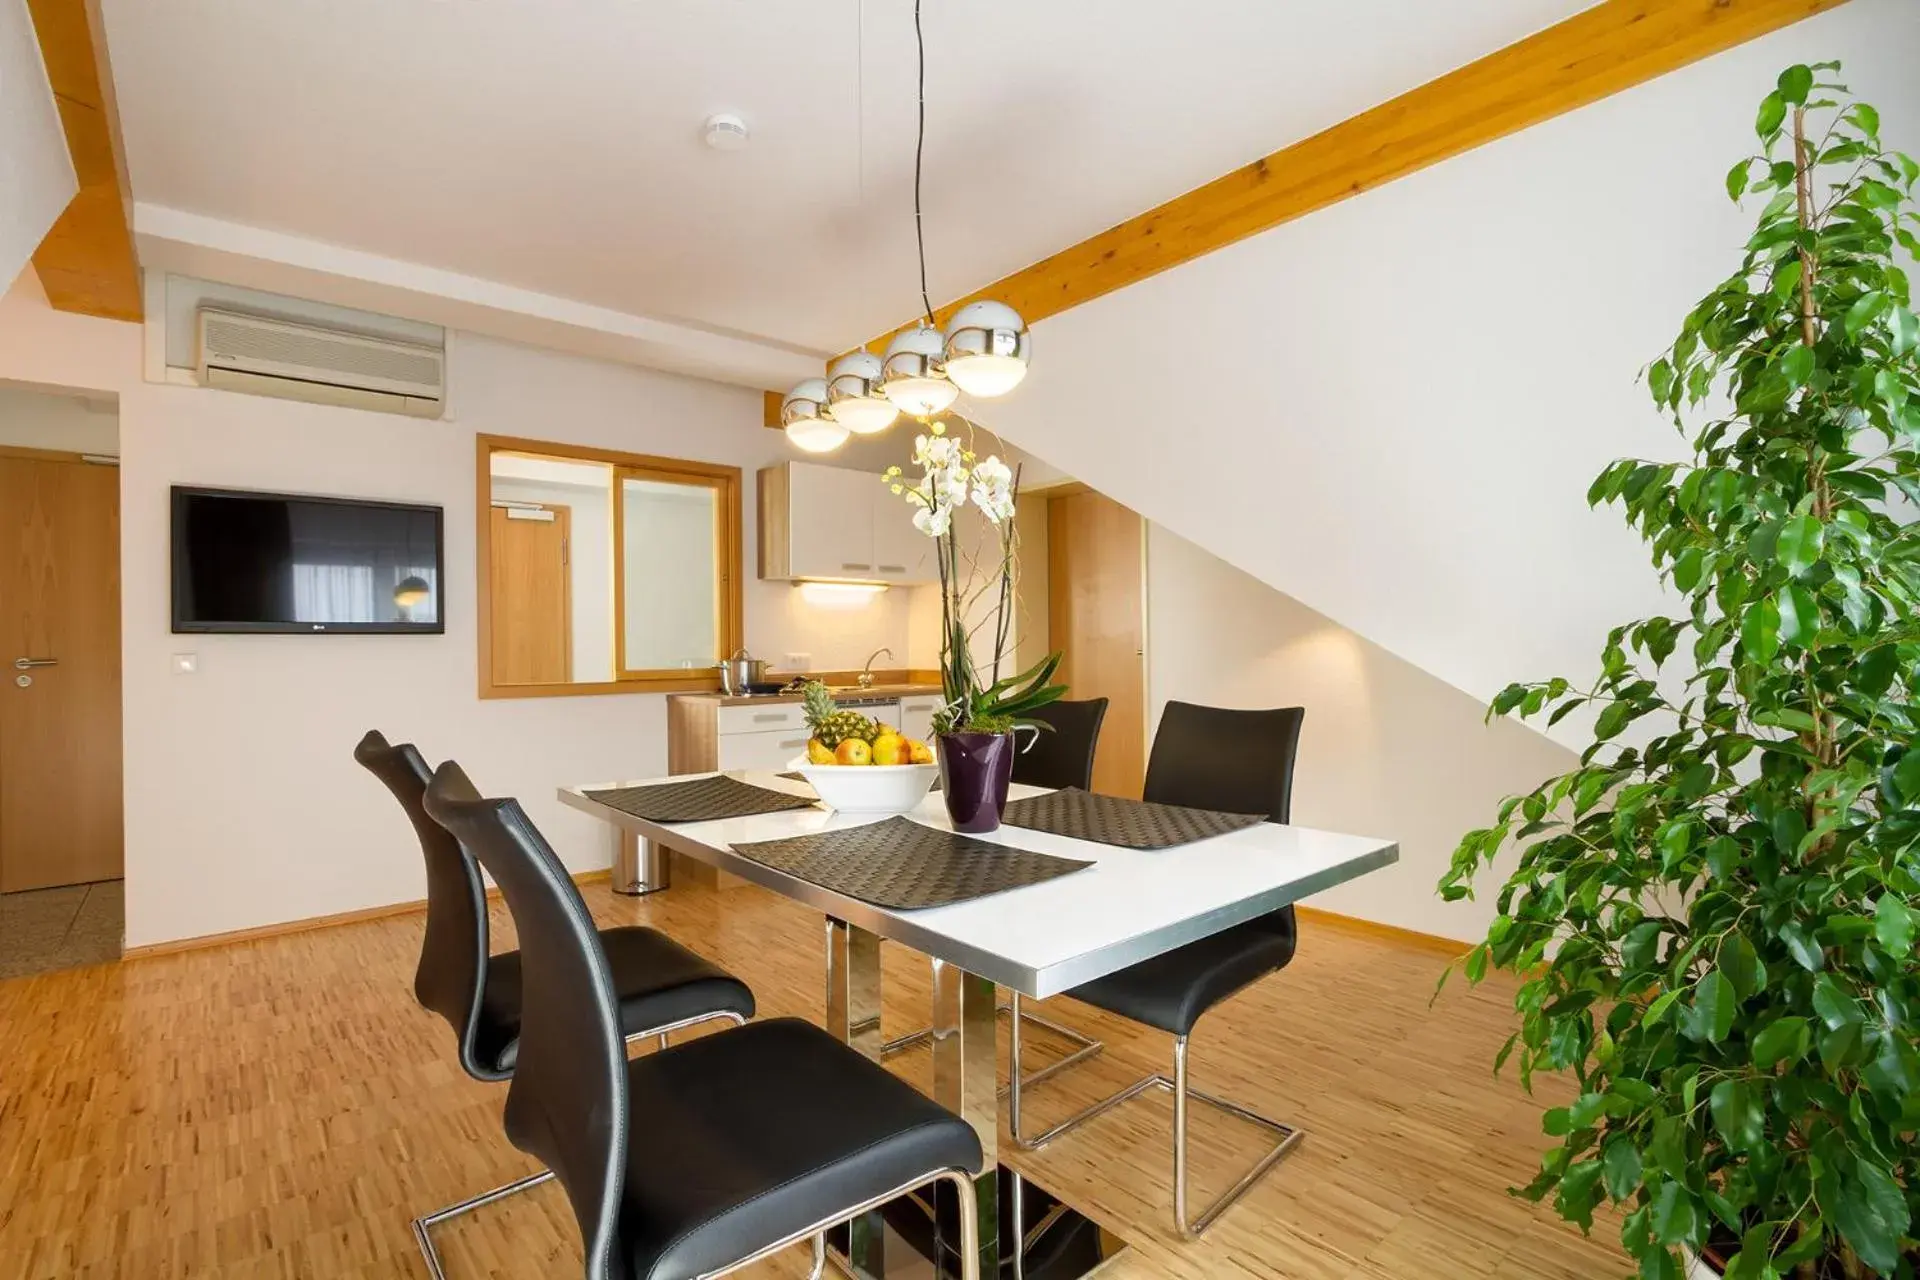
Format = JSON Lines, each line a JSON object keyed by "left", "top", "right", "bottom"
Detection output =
{"left": 858, "top": 647, "right": 893, "bottom": 689}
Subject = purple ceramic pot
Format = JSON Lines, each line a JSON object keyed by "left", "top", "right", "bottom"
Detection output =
{"left": 936, "top": 731, "right": 1015, "bottom": 834}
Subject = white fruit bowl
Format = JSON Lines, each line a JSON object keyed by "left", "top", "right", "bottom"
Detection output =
{"left": 790, "top": 757, "right": 939, "bottom": 815}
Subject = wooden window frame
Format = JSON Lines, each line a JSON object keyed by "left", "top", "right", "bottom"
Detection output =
{"left": 476, "top": 434, "right": 742, "bottom": 700}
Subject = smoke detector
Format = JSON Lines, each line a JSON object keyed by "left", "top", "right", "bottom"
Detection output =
{"left": 703, "top": 113, "right": 750, "bottom": 152}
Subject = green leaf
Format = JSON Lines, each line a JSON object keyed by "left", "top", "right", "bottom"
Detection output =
{"left": 1824, "top": 1161, "right": 1909, "bottom": 1274}
{"left": 1849, "top": 102, "right": 1880, "bottom": 135}
{"left": 1709, "top": 1079, "right": 1764, "bottom": 1152}
{"left": 1726, "top": 158, "right": 1752, "bottom": 201}
{"left": 1845, "top": 289, "right": 1889, "bottom": 337}
{"left": 1751, "top": 1016, "right": 1810, "bottom": 1068}
{"left": 1811, "top": 973, "right": 1860, "bottom": 1029}
{"left": 1775, "top": 584, "right": 1817, "bottom": 649}
{"left": 1756, "top": 90, "right": 1787, "bottom": 138}
{"left": 1779, "top": 922, "right": 1823, "bottom": 971}
{"left": 1776, "top": 64, "right": 1812, "bottom": 106}
{"left": 1688, "top": 970, "right": 1737, "bottom": 1044}
{"left": 1774, "top": 513, "right": 1824, "bottom": 576}
{"left": 1874, "top": 894, "right": 1913, "bottom": 955}
{"left": 1741, "top": 595, "right": 1780, "bottom": 664}
{"left": 1602, "top": 1139, "right": 1643, "bottom": 1202}
{"left": 1893, "top": 306, "right": 1919, "bottom": 357}
{"left": 1720, "top": 933, "right": 1765, "bottom": 999}
{"left": 1650, "top": 1180, "right": 1697, "bottom": 1247}
{"left": 1778, "top": 343, "right": 1814, "bottom": 388}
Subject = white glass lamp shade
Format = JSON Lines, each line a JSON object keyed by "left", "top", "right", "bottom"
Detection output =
{"left": 824, "top": 352, "right": 899, "bottom": 434}
{"left": 943, "top": 299, "right": 1030, "bottom": 397}
{"left": 880, "top": 326, "right": 959, "bottom": 417}
{"left": 782, "top": 378, "right": 849, "bottom": 453}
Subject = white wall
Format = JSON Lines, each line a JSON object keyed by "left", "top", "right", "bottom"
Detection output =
{"left": 984, "top": 0, "right": 1920, "bottom": 751}
{"left": 0, "top": 3, "right": 75, "bottom": 295}
{"left": 0, "top": 382, "right": 119, "bottom": 453}
{"left": 490, "top": 472, "right": 615, "bottom": 682}
{"left": 1147, "top": 525, "right": 1572, "bottom": 941}
{"left": 0, "top": 270, "right": 929, "bottom": 945}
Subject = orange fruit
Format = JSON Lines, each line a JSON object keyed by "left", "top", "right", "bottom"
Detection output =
{"left": 834, "top": 738, "right": 873, "bottom": 766}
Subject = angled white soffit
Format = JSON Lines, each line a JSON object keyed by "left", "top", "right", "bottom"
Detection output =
{"left": 0, "top": 0, "right": 77, "bottom": 293}
{"left": 131, "top": 203, "right": 824, "bottom": 390}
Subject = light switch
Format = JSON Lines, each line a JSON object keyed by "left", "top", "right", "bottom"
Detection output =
{"left": 784, "top": 653, "right": 811, "bottom": 672}
{"left": 171, "top": 652, "right": 198, "bottom": 675}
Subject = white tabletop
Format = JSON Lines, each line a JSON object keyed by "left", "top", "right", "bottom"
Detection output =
{"left": 559, "top": 772, "right": 1399, "bottom": 999}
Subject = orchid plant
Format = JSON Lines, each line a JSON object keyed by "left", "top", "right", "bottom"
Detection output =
{"left": 885, "top": 419, "right": 1064, "bottom": 736}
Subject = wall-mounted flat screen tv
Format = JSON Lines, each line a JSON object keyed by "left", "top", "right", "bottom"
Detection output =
{"left": 171, "top": 486, "right": 444, "bottom": 634}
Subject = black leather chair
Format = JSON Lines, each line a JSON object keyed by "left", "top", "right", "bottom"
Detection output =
{"left": 354, "top": 731, "right": 756, "bottom": 1278}
{"left": 421, "top": 760, "right": 985, "bottom": 1280}
{"left": 1008, "top": 702, "right": 1307, "bottom": 1238}
{"left": 1011, "top": 696, "right": 1109, "bottom": 791}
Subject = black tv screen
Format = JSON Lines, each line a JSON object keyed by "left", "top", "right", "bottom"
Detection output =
{"left": 171, "top": 486, "right": 444, "bottom": 633}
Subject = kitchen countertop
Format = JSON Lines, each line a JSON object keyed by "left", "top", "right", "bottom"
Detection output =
{"left": 670, "top": 683, "right": 943, "bottom": 708}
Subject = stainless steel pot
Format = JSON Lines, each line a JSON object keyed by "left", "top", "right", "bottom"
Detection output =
{"left": 717, "top": 648, "right": 770, "bottom": 695}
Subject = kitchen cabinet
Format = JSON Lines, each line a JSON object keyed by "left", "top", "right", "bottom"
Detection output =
{"left": 759, "top": 462, "right": 934, "bottom": 585}
{"left": 898, "top": 694, "right": 942, "bottom": 744}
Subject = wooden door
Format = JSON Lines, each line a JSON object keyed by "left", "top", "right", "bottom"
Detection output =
{"left": 1048, "top": 490, "right": 1146, "bottom": 798}
{"left": 489, "top": 505, "right": 572, "bottom": 685}
{"left": 0, "top": 453, "right": 123, "bottom": 892}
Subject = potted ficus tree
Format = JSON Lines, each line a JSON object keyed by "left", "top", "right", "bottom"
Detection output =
{"left": 885, "top": 423, "right": 1065, "bottom": 832}
{"left": 1439, "top": 66, "right": 1919, "bottom": 1279}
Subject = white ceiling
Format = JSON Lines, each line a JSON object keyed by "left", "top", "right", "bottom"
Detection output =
{"left": 99, "top": 0, "right": 1591, "bottom": 386}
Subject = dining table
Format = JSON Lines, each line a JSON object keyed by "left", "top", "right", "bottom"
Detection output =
{"left": 559, "top": 770, "right": 1399, "bottom": 1279}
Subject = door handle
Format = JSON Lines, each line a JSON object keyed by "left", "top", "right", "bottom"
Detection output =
{"left": 13, "top": 658, "right": 57, "bottom": 670}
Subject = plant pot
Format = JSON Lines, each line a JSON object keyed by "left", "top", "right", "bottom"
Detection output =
{"left": 936, "top": 731, "right": 1014, "bottom": 834}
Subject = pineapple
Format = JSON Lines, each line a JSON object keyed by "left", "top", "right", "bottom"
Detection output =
{"left": 801, "top": 680, "right": 877, "bottom": 750}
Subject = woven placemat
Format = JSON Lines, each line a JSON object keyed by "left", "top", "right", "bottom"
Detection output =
{"left": 1001, "top": 788, "right": 1267, "bottom": 850}
{"left": 729, "top": 816, "right": 1091, "bottom": 909}
{"left": 583, "top": 776, "right": 817, "bottom": 824}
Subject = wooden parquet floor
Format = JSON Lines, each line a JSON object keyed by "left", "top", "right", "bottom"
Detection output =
{"left": 0, "top": 878, "right": 1629, "bottom": 1279}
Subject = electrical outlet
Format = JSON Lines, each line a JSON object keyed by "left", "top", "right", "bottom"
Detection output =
{"left": 783, "top": 653, "right": 812, "bottom": 672}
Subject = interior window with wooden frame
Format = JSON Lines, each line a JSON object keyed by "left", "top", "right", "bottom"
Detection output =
{"left": 477, "top": 435, "right": 741, "bottom": 699}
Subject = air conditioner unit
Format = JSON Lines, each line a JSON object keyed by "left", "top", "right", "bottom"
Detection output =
{"left": 196, "top": 308, "right": 445, "bottom": 418}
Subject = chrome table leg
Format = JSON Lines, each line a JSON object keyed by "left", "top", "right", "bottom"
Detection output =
{"left": 826, "top": 918, "right": 888, "bottom": 1275}
{"left": 929, "top": 958, "right": 1000, "bottom": 1280}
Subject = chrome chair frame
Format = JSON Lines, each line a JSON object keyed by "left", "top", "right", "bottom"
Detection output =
{"left": 701, "top": 1167, "right": 981, "bottom": 1280}
{"left": 1005, "top": 992, "right": 1303, "bottom": 1239}
{"left": 882, "top": 999, "right": 1104, "bottom": 1098}
{"left": 410, "top": 1009, "right": 749, "bottom": 1280}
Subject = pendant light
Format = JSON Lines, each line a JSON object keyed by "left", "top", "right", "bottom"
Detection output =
{"left": 782, "top": 378, "right": 849, "bottom": 453}
{"left": 881, "top": 325, "right": 959, "bottom": 417}
{"left": 824, "top": 352, "right": 900, "bottom": 434}
{"left": 776, "top": 0, "right": 1029, "bottom": 453}
{"left": 943, "top": 299, "right": 1030, "bottom": 397}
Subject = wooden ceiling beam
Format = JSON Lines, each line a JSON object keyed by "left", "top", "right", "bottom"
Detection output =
{"left": 767, "top": 0, "right": 1847, "bottom": 427}
{"left": 26, "top": 0, "right": 141, "bottom": 323}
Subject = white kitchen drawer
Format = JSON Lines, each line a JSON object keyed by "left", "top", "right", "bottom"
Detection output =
{"left": 898, "top": 695, "right": 942, "bottom": 744}
{"left": 717, "top": 703, "right": 807, "bottom": 735}
{"left": 717, "top": 726, "right": 813, "bottom": 771}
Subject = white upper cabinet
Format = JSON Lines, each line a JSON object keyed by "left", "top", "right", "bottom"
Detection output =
{"left": 759, "top": 462, "right": 937, "bottom": 584}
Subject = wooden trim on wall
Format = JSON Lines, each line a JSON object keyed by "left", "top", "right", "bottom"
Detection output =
{"left": 123, "top": 871, "right": 613, "bottom": 960}
{"left": 477, "top": 434, "right": 743, "bottom": 700}
{"left": 25, "top": 0, "right": 141, "bottom": 322}
{"left": 757, "top": 0, "right": 1846, "bottom": 407}
{"left": 1294, "top": 904, "right": 1475, "bottom": 960}
{"left": 0, "top": 443, "right": 113, "bottom": 465}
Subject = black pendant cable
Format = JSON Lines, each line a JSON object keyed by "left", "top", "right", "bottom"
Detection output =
{"left": 913, "top": 0, "right": 935, "bottom": 329}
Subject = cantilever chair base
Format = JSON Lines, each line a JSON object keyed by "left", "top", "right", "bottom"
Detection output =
{"left": 410, "top": 1010, "right": 748, "bottom": 1280}
{"left": 883, "top": 999, "right": 1105, "bottom": 1099}
{"left": 1006, "top": 993, "right": 1303, "bottom": 1239}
